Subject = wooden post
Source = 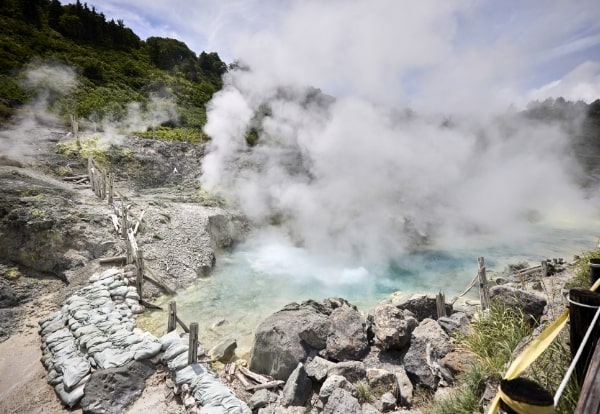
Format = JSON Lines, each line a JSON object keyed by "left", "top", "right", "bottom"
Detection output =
{"left": 108, "top": 173, "right": 114, "bottom": 205}
{"left": 570, "top": 289, "right": 600, "bottom": 383}
{"left": 478, "top": 257, "right": 490, "bottom": 310}
{"left": 188, "top": 322, "right": 199, "bottom": 364}
{"left": 575, "top": 340, "right": 600, "bottom": 413}
{"left": 70, "top": 114, "right": 80, "bottom": 148}
{"left": 541, "top": 260, "right": 548, "bottom": 278}
{"left": 436, "top": 291, "right": 447, "bottom": 318}
{"left": 168, "top": 301, "right": 177, "bottom": 332}
{"left": 122, "top": 204, "right": 128, "bottom": 238}
{"left": 135, "top": 248, "right": 144, "bottom": 298}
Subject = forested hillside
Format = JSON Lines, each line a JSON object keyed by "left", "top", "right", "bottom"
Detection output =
{"left": 0, "top": 0, "right": 227, "bottom": 140}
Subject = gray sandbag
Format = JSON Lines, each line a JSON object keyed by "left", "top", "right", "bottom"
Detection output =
{"left": 74, "top": 324, "right": 102, "bottom": 339}
{"left": 163, "top": 340, "right": 188, "bottom": 362}
{"left": 160, "top": 330, "right": 181, "bottom": 351}
{"left": 94, "top": 347, "right": 134, "bottom": 369}
{"left": 110, "top": 286, "right": 129, "bottom": 297}
{"left": 54, "top": 382, "right": 85, "bottom": 408}
{"left": 113, "top": 333, "right": 143, "bottom": 348}
{"left": 132, "top": 340, "right": 162, "bottom": 361}
{"left": 88, "top": 341, "right": 112, "bottom": 355}
{"left": 130, "top": 304, "right": 145, "bottom": 314}
{"left": 61, "top": 356, "right": 91, "bottom": 391}
{"left": 39, "top": 310, "right": 63, "bottom": 327}
{"left": 175, "top": 363, "right": 208, "bottom": 386}
{"left": 191, "top": 373, "right": 251, "bottom": 414}
{"left": 45, "top": 328, "right": 72, "bottom": 346}
{"left": 41, "top": 319, "right": 67, "bottom": 337}
{"left": 168, "top": 352, "right": 191, "bottom": 371}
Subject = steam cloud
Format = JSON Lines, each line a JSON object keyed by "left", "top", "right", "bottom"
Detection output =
{"left": 201, "top": 1, "right": 600, "bottom": 269}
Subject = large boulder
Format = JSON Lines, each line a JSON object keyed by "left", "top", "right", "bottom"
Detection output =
{"left": 403, "top": 318, "right": 451, "bottom": 390}
{"left": 323, "top": 304, "right": 369, "bottom": 361}
{"left": 81, "top": 360, "right": 155, "bottom": 414}
{"left": 370, "top": 304, "right": 418, "bottom": 350}
{"left": 489, "top": 285, "right": 547, "bottom": 321}
{"left": 249, "top": 299, "right": 354, "bottom": 380}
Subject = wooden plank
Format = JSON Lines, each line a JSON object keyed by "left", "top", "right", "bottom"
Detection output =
{"left": 569, "top": 289, "right": 600, "bottom": 383}
{"left": 239, "top": 367, "right": 269, "bottom": 384}
{"left": 176, "top": 315, "right": 189, "bottom": 333}
{"left": 99, "top": 255, "right": 126, "bottom": 264}
{"left": 575, "top": 340, "right": 600, "bottom": 414}
{"left": 143, "top": 267, "right": 176, "bottom": 295}
{"left": 62, "top": 174, "right": 88, "bottom": 181}
{"left": 188, "top": 322, "right": 199, "bottom": 364}
{"left": 133, "top": 210, "right": 145, "bottom": 235}
{"left": 245, "top": 381, "right": 285, "bottom": 392}
{"left": 235, "top": 371, "right": 251, "bottom": 388}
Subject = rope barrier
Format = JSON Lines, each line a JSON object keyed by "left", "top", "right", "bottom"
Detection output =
{"left": 487, "top": 277, "right": 600, "bottom": 413}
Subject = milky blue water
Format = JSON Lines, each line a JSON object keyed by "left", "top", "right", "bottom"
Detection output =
{"left": 139, "top": 221, "right": 599, "bottom": 355}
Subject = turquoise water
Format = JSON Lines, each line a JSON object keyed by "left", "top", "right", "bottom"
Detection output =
{"left": 139, "top": 221, "right": 599, "bottom": 355}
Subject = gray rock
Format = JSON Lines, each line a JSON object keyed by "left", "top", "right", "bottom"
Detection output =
{"left": 248, "top": 389, "right": 272, "bottom": 410}
{"left": 366, "top": 368, "right": 396, "bottom": 397}
{"left": 319, "top": 375, "right": 355, "bottom": 404}
{"left": 371, "top": 304, "right": 418, "bottom": 350}
{"left": 376, "top": 392, "right": 397, "bottom": 412}
{"left": 390, "top": 293, "right": 452, "bottom": 322}
{"left": 282, "top": 363, "right": 313, "bottom": 407}
{"left": 489, "top": 285, "right": 547, "bottom": 321}
{"left": 395, "top": 368, "right": 414, "bottom": 406}
{"left": 437, "top": 312, "right": 470, "bottom": 336}
{"left": 305, "top": 356, "right": 335, "bottom": 382}
{"left": 322, "top": 388, "right": 361, "bottom": 414}
{"left": 362, "top": 403, "right": 380, "bottom": 414}
{"left": 81, "top": 360, "right": 155, "bottom": 414}
{"left": 209, "top": 338, "right": 237, "bottom": 362}
{"left": 327, "top": 361, "right": 366, "bottom": 383}
{"left": 403, "top": 319, "right": 451, "bottom": 389}
{"left": 324, "top": 305, "right": 369, "bottom": 361}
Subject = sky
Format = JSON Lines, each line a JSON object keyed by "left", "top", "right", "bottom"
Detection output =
{"left": 62, "top": 0, "right": 600, "bottom": 108}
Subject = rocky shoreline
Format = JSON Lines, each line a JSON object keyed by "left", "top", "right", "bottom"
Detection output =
{"left": 0, "top": 125, "right": 585, "bottom": 413}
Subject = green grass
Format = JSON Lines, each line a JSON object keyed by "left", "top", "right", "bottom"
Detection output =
{"left": 429, "top": 301, "right": 580, "bottom": 413}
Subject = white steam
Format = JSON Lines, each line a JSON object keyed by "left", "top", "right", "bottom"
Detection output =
{"left": 201, "top": 1, "right": 600, "bottom": 269}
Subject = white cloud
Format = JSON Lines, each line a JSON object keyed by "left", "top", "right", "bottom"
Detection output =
{"left": 528, "top": 61, "right": 600, "bottom": 103}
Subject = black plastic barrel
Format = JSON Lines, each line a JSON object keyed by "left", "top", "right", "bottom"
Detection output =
{"left": 590, "top": 258, "right": 600, "bottom": 285}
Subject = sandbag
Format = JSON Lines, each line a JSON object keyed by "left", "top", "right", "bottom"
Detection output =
{"left": 163, "top": 340, "right": 188, "bottom": 362}
{"left": 160, "top": 330, "right": 181, "bottom": 351}
{"left": 191, "top": 373, "right": 251, "bottom": 414}
{"left": 54, "top": 382, "right": 85, "bottom": 408}
{"left": 175, "top": 363, "right": 208, "bottom": 385}
{"left": 94, "top": 347, "right": 133, "bottom": 369}
{"left": 168, "top": 351, "right": 191, "bottom": 371}
{"left": 61, "top": 356, "right": 91, "bottom": 391}
{"left": 132, "top": 340, "right": 162, "bottom": 360}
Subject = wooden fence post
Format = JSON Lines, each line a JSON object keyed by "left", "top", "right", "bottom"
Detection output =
{"left": 436, "top": 291, "right": 447, "bottom": 318}
{"left": 168, "top": 301, "right": 177, "bottom": 332}
{"left": 541, "top": 260, "right": 548, "bottom": 278}
{"left": 575, "top": 340, "right": 600, "bottom": 413}
{"left": 188, "top": 322, "right": 199, "bottom": 364}
{"left": 569, "top": 289, "right": 600, "bottom": 382}
{"left": 108, "top": 173, "right": 114, "bottom": 205}
{"left": 136, "top": 248, "right": 144, "bottom": 298}
{"left": 478, "top": 256, "right": 490, "bottom": 310}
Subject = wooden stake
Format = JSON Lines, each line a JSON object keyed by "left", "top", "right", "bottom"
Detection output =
{"left": 108, "top": 173, "right": 114, "bottom": 205}
{"left": 245, "top": 381, "right": 285, "bottom": 392}
{"left": 135, "top": 248, "right": 144, "bottom": 298}
{"left": 478, "top": 256, "right": 489, "bottom": 310}
{"left": 436, "top": 291, "right": 447, "bottom": 319}
{"left": 575, "top": 340, "right": 600, "bottom": 413}
{"left": 188, "top": 322, "right": 199, "bottom": 364}
{"left": 99, "top": 255, "right": 126, "bottom": 264}
{"left": 541, "top": 260, "right": 548, "bottom": 278}
{"left": 168, "top": 301, "right": 177, "bottom": 332}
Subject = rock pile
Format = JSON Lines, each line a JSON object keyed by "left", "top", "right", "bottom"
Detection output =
{"left": 247, "top": 294, "right": 472, "bottom": 413}
{"left": 39, "top": 267, "right": 250, "bottom": 413}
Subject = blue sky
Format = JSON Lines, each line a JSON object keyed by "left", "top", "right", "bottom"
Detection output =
{"left": 61, "top": 0, "right": 600, "bottom": 108}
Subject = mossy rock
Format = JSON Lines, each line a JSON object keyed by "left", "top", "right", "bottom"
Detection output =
{"left": 3, "top": 267, "right": 22, "bottom": 280}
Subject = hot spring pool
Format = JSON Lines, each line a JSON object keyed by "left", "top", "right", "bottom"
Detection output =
{"left": 137, "top": 222, "right": 599, "bottom": 355}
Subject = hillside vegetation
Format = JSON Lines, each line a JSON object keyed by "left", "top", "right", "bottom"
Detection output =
{"left": 0, "top": 0, "right": 226, "bottom": 140}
